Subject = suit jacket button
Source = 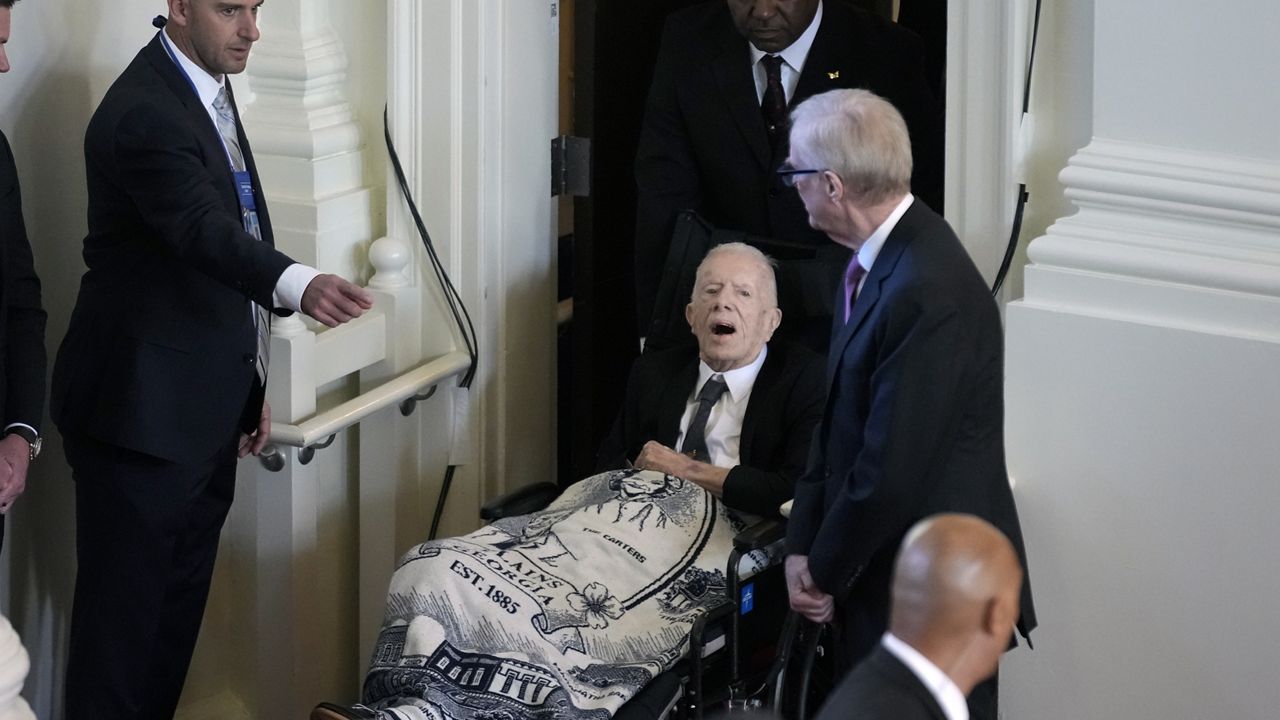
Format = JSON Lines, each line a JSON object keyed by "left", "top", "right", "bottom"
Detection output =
{"left": 244, "top": 354, "right": 256, "bottom": 364}
{"left": 824, "top": 467, "right": 831, "bottom": 479}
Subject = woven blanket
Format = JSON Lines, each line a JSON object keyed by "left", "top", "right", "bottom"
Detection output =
{"left": 362, "top": 469, "right": 767, "bottom": 720}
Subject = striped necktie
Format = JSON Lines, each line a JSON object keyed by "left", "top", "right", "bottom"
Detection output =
{"left": 213, "top": 86, "right": 270, "bottom": 384}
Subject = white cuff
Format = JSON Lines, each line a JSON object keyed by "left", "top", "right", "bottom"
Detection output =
{"left": 3, "top": 422, "right": 38, "bottom": 436}
{"left": 273, "top": 263, "right": 323, "bottom": 312}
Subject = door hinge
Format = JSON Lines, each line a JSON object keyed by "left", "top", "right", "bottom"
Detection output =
{"left": 551, "top": 135, "right": 591, "bottom": 198}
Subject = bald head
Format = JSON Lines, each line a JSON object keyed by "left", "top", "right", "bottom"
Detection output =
{"left": 888, "top": 514, "right": 1023, "bottom": 691}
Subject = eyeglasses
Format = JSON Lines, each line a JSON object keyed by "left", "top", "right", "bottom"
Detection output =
{"left": 775, "top": 163, "right": 825, "bottom": 188}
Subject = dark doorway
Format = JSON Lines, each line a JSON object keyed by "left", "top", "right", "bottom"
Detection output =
{"left": 563, "top": 0, "right": 706, "bottom": 485}
{"left": 561, "top": 0, "right": 948, "bottom": 486}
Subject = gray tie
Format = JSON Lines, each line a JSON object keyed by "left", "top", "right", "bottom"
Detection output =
{"left": 213, "top": 87, "right": 246, "bottom": 171}
{"left": 213, "top": 86, "right": 269, "bottom": 384}
{"left": 681, "top": 375, "right": 729, "bottom": 462}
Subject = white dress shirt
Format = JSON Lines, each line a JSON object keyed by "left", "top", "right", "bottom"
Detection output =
{"left": 848, "top": 194, "right": 914, "bottom": 298}
{"left": 749, "top": 0, "right": 824, "bottom": 105}
{"left": 160, "top": 28, "right": 319, "bottom": 312}
{"left": 881, "top": 633, "right": 969, "bottom": 720}
{"left": 675, "top": 344, "right": 769, "bottom": 468}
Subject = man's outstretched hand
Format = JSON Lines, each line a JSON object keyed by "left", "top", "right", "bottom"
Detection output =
{"left": 301, "top": 274, "right": 374, "bottom": 327}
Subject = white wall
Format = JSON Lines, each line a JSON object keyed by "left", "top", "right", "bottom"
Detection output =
{"left": 1002, "top": 0, "right": 1280, "bottom": 717}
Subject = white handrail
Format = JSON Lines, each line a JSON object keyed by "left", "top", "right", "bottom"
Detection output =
{"left": 269, "top": 350, "right": 471, "bottom": 448}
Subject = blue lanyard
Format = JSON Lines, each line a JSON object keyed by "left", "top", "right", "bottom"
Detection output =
{"left": 157, "top": 29, "right": 241, "bottom": 175}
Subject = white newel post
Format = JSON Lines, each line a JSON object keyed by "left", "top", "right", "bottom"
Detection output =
{"left": 1002, "top": 1, "right": 1280, "bottom": 718}
{"left": 0, "top": 616, "right": 34, "bottom": 720}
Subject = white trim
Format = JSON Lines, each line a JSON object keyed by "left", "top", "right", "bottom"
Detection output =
{"left": 1029, "top": 140, "right": 1280, "bottom": 296}
{"left": 945, "top": 0, "right": 1031, "bottom": 294}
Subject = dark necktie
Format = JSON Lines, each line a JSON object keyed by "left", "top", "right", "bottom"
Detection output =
{"left": 214, "top": 86, "right": 270, "bottom": 384}
{"left": 760, "top": 55, "right": 788, "bottom": 149}
{"left": 681, "top": 375, "right": 729, "bottom": 462}
{"left": 844, "top": 258, "right": 867, "bottom": 323}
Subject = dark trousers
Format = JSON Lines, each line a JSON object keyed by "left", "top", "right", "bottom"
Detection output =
{"left": 63, "top": 432, "right": 238, "bottom": 720}
{"left": 836, "top": 596, "right": 1001, "bottom": 720}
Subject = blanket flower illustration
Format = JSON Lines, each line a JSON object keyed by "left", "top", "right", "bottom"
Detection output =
{"left": 567, "top": 583, "right": 625, "bottom": 629}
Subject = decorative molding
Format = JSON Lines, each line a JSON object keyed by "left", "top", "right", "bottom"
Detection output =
{"left": 1027, "top": 139, "right": 1280, "bottom": 304}
{"left": 242, "top": 0, "right": 374, "bottom": 280}
{"left": 242, "top": 20, "right": 362, "bottom": 162}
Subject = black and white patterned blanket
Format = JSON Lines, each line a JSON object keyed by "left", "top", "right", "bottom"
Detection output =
{"left": 362, "top": 469, "right": 767, "bottom": 720}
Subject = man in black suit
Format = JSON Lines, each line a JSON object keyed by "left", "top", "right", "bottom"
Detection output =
{"left": 598, "top": 242, "right": 825, "bottom": 517}
{"left": 51, "top": 1, "right": 373, "bottom": 716}
{"left": 815, "top": 514, "right": 1025, "bottom": 720}
{"left": 0, "top": 0, "right": 48, "bottom": 556}
{"left": 779, "top": 89, "right": 1035, "bottom": 720}
{"left": 633, "top": 0, "right": 942, "bottom": 340}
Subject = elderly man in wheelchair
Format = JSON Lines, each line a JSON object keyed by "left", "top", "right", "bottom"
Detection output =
{"left": 314, "top": 243, "right": 826, "bottom": 720}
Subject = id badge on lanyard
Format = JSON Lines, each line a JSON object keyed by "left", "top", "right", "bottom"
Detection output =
{"left": 236, "top": 170, "right": 262, "bottom": 238}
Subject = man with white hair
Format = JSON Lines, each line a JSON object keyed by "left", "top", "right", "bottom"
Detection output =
{"left": 599, "top": 241, "right": 826, "bottom": 517}
{"left": 779, "top": 89, "right": 1036, "bottom": 719}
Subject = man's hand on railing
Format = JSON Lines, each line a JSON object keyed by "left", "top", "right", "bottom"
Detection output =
{"left": 302, "top": 274, "right": 375, "bottom": 327}
{"left": 240, "top": 401, "right": 273, "bottom": 458}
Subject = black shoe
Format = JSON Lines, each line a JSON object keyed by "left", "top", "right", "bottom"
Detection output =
{"left": 311, "top": 702, "right": 379, "bottom": 720}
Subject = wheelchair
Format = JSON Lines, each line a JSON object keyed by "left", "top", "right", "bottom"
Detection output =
{"left": 312, "top": 480, "right": 826, "bottom": 720}
{"left": 314, "top": 212, "right": 842, "bottom": 720}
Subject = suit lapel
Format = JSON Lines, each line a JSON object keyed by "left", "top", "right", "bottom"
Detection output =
{"left": 792, "top": 7, "right": 851, "bottom": 109}
{"left": 142, "top": 36, "right": 239, "bottom": 195}
{"left": 871, "top": 647, "right": 949, "bottom": 720}
{"left": 657, "top": 358, "right": 700, "bottom": 447}
{"left": 738, "top": 346, "right": 780, "bottom": 464}
{"left": 825, "top": 201, "right": 923, "bottom": 386}
{"left": 709, "top": 22, "right": 772, "bottom": 171}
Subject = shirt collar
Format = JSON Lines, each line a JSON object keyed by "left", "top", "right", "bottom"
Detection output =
{"left": 854, "top": 194, "right": 914, "bottom": 276}
{"left": 748, "top": 0, "right": 824, "bottom": 74}
{"left": 697, "top": 343, "right": 768, "bottom": 404}
{"left": 881, "top": 633, "right": 969, "bottom": 720}
{"left": 160, "top": 27, "right": 226, "bottom": 111}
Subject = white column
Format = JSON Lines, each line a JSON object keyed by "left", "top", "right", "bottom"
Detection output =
{"left": 944, "top": 0, "right": 1033, "bottom": 288}
{"left": 1003, "top": 1, "right": 1280, "bottom": 717}
{"left": 239, "top": 0, "right": 375, "bottom": 282}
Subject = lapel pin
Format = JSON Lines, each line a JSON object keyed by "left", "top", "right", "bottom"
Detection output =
{"left": 828, "top": 70, "right": 840, "bottom": 80}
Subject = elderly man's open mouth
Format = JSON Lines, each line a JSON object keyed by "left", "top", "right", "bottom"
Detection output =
{"left": 711, "top": 321, "right": 737, "bottom": 336}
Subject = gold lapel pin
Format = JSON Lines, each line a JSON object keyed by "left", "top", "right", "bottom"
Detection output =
{"left": 828, "top": 70, "right": 840, "bottom": 80}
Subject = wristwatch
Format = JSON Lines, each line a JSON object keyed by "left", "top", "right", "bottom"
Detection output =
{"left": 5, "top": 426, "right": 42, "bottom": 461}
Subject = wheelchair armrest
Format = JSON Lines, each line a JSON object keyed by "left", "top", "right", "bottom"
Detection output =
{"left": 479, "top": 482, "right": 561, "bottom": 521}
{"left": 732, "top": 518, "right": 786, "bottom": 553}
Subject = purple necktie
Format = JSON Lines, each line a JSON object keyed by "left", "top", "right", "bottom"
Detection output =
{"left": 844, "top": 258, "right": 867, "bottom": 323}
